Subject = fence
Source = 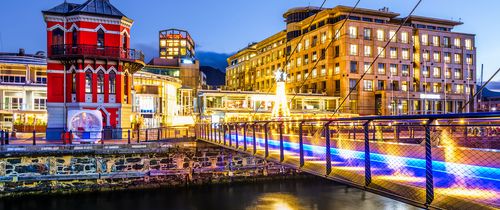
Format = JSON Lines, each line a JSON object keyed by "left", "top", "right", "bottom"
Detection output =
{"left": 197, "top": 112, "right": 500, "bottom": 209}
{"left": 0, "top": 126, "right": 195, "bottom": 146}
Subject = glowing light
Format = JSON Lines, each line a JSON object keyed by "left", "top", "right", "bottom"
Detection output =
{"left": 272, "top": 70, "right": 290, "bottom": 118}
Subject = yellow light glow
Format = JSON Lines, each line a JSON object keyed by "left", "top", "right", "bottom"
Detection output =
{"left": 272, "top": 81, "right": 290, "bottom": 118}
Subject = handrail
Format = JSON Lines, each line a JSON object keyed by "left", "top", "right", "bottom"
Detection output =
{"left": 49, "top": 44, "right": 145, "bottom": 62}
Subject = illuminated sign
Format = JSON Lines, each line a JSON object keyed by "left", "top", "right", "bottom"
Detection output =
{"left": 420, "top": 94, "right": 441, "bottom": 99}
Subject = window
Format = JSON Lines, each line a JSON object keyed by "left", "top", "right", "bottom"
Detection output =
{"left": 85, "top": 70, "right": 92, "bottom": 93}
{"left": 377, "top": 47, "right": 385, "bottom": 58}
{"left": 109, "top": 71, "right": 116, "bottom": 94}
{"left": 363, "top": 28, "right": 371, "bottom": 40}
{"left": 443, "top": 37, "right": 450, "bottom": 48}
{"left": 34, "top": 98, "right": 46, "bottom": 110}
{"left": 422, "top": 67, "right": 430, "bottom": 78}
{"left": 402, "top": 81, "right": 408, "bottom": 91}
{"left": 297, "top": 43, "right": 302, "bottom": 52}
{"left": 401, "top": 32, "right": 409, "bottom": 43}
{"left": 455, "top": 84, "right": 464, "bottom": 94}
{"left": 297, "top": 57, "right": 302, "bottom": 66}
{"left": 433, "top": 52, "right": 441, "bottom": 62}
{"left": 377, "top": 80, "right": 385, "bottom": 90}
{"left": 334, "top": 63, "right": 340, "bottom": 74}
{"left": 122, "top": 34, "right": 128, "bottom": 49}
{"left": 321, "top": 32, "right": 327, "bottom": 44}
{"left": 390, "top": 64, "right": 398, "bottom": 76}
{"left": 312, "top": 68, "right": 317, "bottom": 78}
{"left": 124, "top": 73, "right": 129, "bottom": 102}
{"left": 433, "top": 67, "right": 441, "bottom": 78}
{"left": 378, "top": 63, "right": 386, "bottom": 75}
{"left": 364, "top": 62, "right": 372, "bottom": 74}
{"left": 320, "top": 48, "right": 326, "bottom": 60}
{"left": 349, "top": 79, "right": 358, "bottom": 90}
{"left": 334, "top": 29, "right": 340, "bottom": 40}
{"left": 433, "top": 83, "right": 441, "bottom": 93}
{"left": 97, "top": 29, "right": 105, "bottom": 48}
{"left": 466, "top": 54, "right": 473, "bottom": 64}
{"left": 350, "top": 44, "right": 358, "bottom": 55}
{"left": 423, "top": 50, "right": 430, "bottom": 61}
{"left": 72, "top": 28, "right": 78, "bottom": 47}
{"left": 389, "top": 30, "right": 396, "bottom": 42}
{"left": 304, "top": 39, "right": 310, "bottom": 50}
{"left": 97, "top": 71, "right": 104, "bottom": 94}
{"left": 321, "top": 65, "right": 326, "bottom": 76}
{"left": 465, "top": 39, "right": 473, "bottom": 50}
{"left": 364, "top": 45, "right": 372, "bottom": 57}
{"left": 421, "top": 34, "right": 428, "bottom": 45}
{"left": 71, "top": 70, "right": 77, "bottom": 93}
{"left": 432, "top": 36, "right": 440, "bottom": 46}
{"left": 444, "top": 52, "right": 451, "bottom": 63}
{"left": 52, "top": 28, "right": 64, "bottom": 46}
{"left": 390, "top": 47, "right": 397, "bottom": 59}
{"left": 350, "top": 61, "right": 358, "bottom": 73}
{"left": 312, "top": 36, "right": 317, "bottom": 47}
{"left": 312, "top": 51, "right": 317, "bottom": 62}
{"left": 334, "top": 45, "right": 340, "bottom": 57}
{"left": 304, "top": 54, "right": 309, "bottom": 64}
{"left": 363, "top": 80, "right": 373, "bottom": 91}
{"left": 349, "top": 26, "right": 357, "bottom": 38}
{"left": 454, "top": 38, "right": 461, "bottom": 47}
{"left": 376, "top": 29, "right": 384, "bottom": 41}
{"left": 445, "top": 68, "right": 452, "bottom": 79}
{"left": 402, "top": 65, "right": 409, "bottom": 76}
{"left": 454, "top": 53, "right": 462, "bottom": 64}
{"left": 402, "top": 49, "right": 409, "bottom": 60}
{"left": 454, "top": 69, "right": 462, "bottom": 79}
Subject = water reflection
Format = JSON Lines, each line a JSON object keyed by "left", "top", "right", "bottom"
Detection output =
{"left": 247, "top": 193, "right": 301, "bottom": 210}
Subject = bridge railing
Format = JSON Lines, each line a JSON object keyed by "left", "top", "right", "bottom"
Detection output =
{"left": 196, "top": 112, "right": 500, "bottom": 209}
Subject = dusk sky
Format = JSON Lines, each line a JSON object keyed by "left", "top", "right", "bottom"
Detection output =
{"left": 0, "top": 0, "right": 499, "bottom": 79}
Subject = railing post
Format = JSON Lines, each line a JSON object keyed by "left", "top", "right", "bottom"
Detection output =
{"left": 0, "top": 130, "right": 4, "bottom": 146}
{"left": 228, "top": 123, "right": 232, "bottom": 147}
{"left": 279, "top": 122, "right": 284, "bottom": 162}
{"left": 5, "top": 131, "right": 9, "bottom": 145}
{"left": 299, "top": 121, "right": 304, "bottom": 167}
{"left": 128, "top": 130, "right": 131, "bottom": 144}
{"left": 101, "top": 130, "right": 104, "bottom": 145}
{"left": 364, "top": 120, "right": 372, "bottom": 186}
{"left": 252, "top": 123, "right": 257, "bottom": 155}
{"left": 264, "top": 122, "right": 269, "bottom": 158}
{"left": 243, "top": 123, "right": 247, "bottom": 151}
{"left": 137, "top": 129, "right": 140, "bottom": 143}
{"left": 325, "top": 121, "right": 332, "bottom": 175}
{"left": 158, "top": 128, "right": 161, "bottom": 141}
{"left": 215, "top": 123, "right": 220, "bottom": 143}
{"left": 145, "top": 129, "right": 149, "bottom": 142}
{"left": 209, "top": 123, "right": 213, "bottom": 141}
{"left": 32, "top": 130, "right": 36, "bottom": 145}
{"left": 69, "top": 130, "right": 73, "bottom": 144}
{"left": 223, "top": 123, "right": 227, "bottom": 145}
{"left": 425, "top": 119, "right": 435, "bottom": 206}
{"left": 235, "top": 123, "right": 239, "bottom": 149}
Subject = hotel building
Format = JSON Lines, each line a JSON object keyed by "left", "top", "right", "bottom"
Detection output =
{"left": 0, "top": 49, "right": 47, "bottom": 131}
{"left": 226, "top": 6, "right": 476, "bottom": 115}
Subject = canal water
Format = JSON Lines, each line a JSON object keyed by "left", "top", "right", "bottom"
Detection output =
{"left": 1, "top": 178, "right": 419, "bottom": 210}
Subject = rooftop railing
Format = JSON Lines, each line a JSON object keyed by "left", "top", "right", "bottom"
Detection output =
{"left": 49, "top": 44, "right": 145, "bottom": 62}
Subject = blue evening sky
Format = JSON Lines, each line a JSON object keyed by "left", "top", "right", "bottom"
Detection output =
{"left": 0, "top": 0, "right": 498, "bottom": 79}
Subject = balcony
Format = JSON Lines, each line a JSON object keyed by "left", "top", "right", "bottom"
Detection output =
{"left": 49, "top": 44, "right": 145, "bottom": 63}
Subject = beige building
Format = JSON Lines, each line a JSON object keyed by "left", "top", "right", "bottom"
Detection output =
{"left": 226, "top": 6, "right": 476, "bottom": 115}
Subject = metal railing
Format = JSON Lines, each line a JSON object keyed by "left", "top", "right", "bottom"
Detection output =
{"left": 0, "top": 126, "right": 194, "bottom": 146}
{"left": 197, "top": 112, "right": 500, "bottom": 209}
{"left": 50, "top": 44, "right": 145, "bottom": 62}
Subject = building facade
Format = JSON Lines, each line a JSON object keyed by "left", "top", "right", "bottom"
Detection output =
{"left": 226, "top": 6, "right": 476, "bottom": 115}
{"left": 0, "top": 49, "right": 47, "bottom": 131}
{"left": 43, "top": 0, "right": 144, "bottom": 138}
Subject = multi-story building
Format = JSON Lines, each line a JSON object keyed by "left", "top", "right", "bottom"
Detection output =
{"left": 0, "top": 49, "right": 47, "bottom": 131}
{"left": 226, "top": 6, "right": 476, "bottom": 115}
{"left": 43, "top": 0, "right": 144, "bottom": 138}
{"left": 132, "top": 71, "right": 194, "bottom": 128}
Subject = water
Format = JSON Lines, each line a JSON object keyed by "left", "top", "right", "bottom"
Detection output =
{"left": 0, "top": 178, "right": 419, "bottom": 210}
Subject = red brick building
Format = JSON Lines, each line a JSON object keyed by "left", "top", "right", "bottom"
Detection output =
{"left": 43, "top": 0, "right": 144, "bottom": 138}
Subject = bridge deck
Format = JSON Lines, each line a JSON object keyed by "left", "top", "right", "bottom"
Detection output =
{"left": 198, "top": 113, "right": 500, "bottom": 210}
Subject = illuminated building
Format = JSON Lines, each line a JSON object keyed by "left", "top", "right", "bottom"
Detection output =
{"left": 132, "top": 71, "right": 194, "bottom": 128}
{"left": 43, "top": 0, "right": 145, "bottom": 138}
{"left": 226, "top": 6, "right": 476, "bottom": 115}
{"left": 198, "top": 90, "right": 343, "bottom": 122}
{"left": 477, "top": 86, "right": 500, "bottom": 112}
{"left": 0, "top": 49, "right": 47, "bottom": 131}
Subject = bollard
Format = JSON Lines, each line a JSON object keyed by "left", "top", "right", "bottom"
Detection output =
{"left": 128, "top": 130, "right": 131, "bottom": 144}
{"left": 33, "top": 130, "right": 36, "bottom": 145}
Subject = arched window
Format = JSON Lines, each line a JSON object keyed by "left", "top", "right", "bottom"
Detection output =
{"left": 109, "top": 71, "right": 116, "bottom": 94}
{"left": 85, "top": 70, "right": 93, "bottom": 93}
{"left": 72, "top": 28, "right": 78, "bottom": 47}
{"left": 124, "top": 73, "right": 129, "bottom": 102}
{"left": 71, "top": 70, "right": 77, "bottom": 93}
{"left": 122, "top": 34, "right": 128, "bottom": 49}
{"left": 52, "top": 28, "right": 64, "bottom": 46}
{"left": 97, "top": 29, "right": 105, "bottom": 48}
{"left": 97, "top": 70, "right": 104, "bottom": 94}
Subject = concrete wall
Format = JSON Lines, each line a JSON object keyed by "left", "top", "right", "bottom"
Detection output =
{"left": 0, "top": 142, "right": 300, "bottom": 197}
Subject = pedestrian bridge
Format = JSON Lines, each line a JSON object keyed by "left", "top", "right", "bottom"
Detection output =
{"left": 196, "top": 113, "right": 500, "bottom": 210}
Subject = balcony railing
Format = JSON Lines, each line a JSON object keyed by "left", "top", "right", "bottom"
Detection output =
{"left": 50, "top": 44, "right": 144, "bottom": 62}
